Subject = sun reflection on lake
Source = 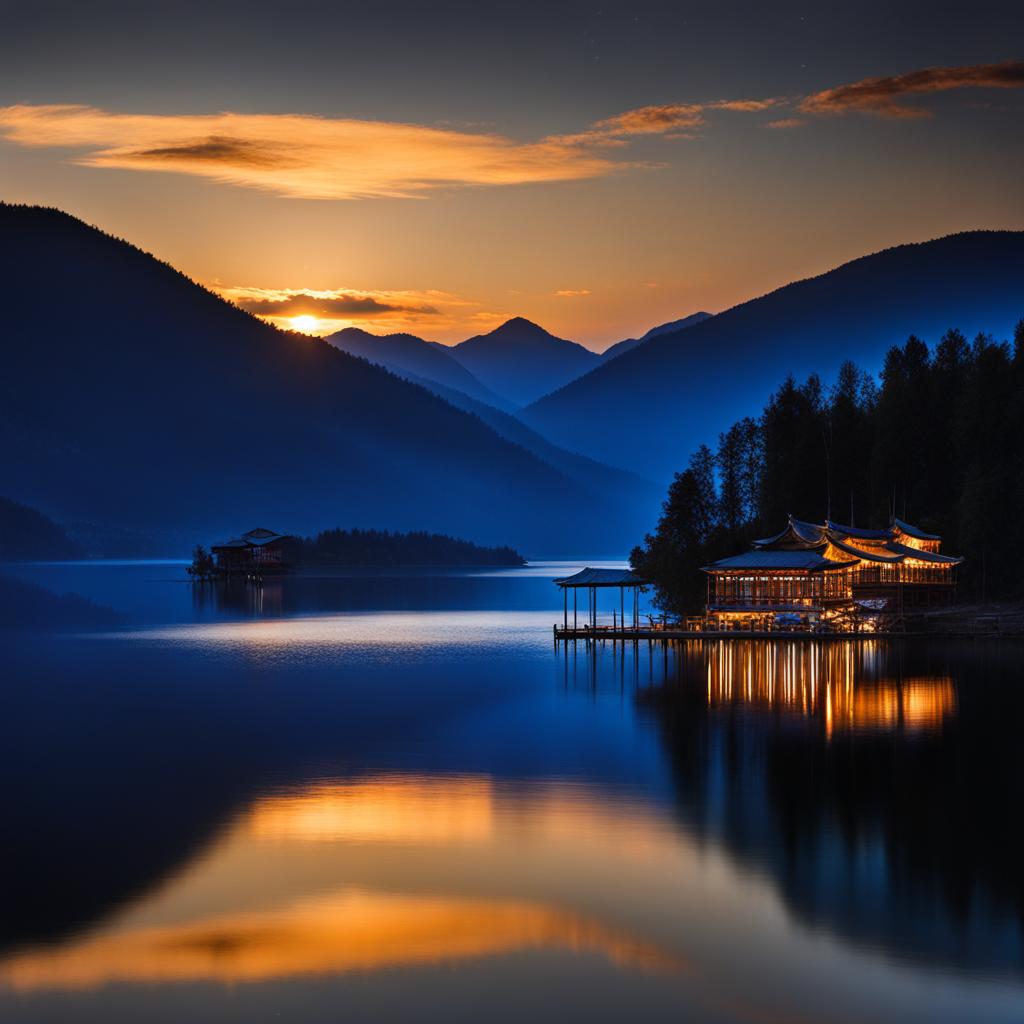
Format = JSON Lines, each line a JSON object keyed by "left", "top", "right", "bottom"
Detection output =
{"left": 1, "top": 889, "right": 684, "bottom": 991}
{"left": 0, "top": 776, "right": 691, "bottom": 993}
{"left": 247, "top": 776, "right": 496, "bottom": 844}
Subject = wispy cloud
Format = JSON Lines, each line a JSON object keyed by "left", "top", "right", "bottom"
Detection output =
{"left": 215, "top": 284, "right": 488, "bottom": 335}
{"left": 229, "top": 290, "right": 440, "bottom": 318}
{"left": 554, "top": 288, "right": 591, "bottom": 297}
{"left": 585, "top": 103, "right": 707, "bottom": 139}
{"left": 0, "top": 98, "right": 776, "bottom": 200}
{"left": 4, "top": 65, "right": 1014, "bottom": 202}
{"left": 799, "top": 60, "right": 1024, "bottom": 118}
{"left": 0, "top": 105, "right": 624, "bottom": 200}
{"left": 552, "top": 98, "right": 778, "bottom": 145}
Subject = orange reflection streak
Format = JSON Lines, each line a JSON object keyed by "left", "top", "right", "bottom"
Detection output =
{"left": 0, "top": 778, "right": 690, "bottom": 995}
{"left": 1, "top": 889, "right": 686, "bottom": 992}
{"left": 244, "top": 776, "right": 677, "bottom": 860}
{"left": 248, "top": 777, "right": 495, "bottom": 844}
{"left": 703, "top": 642, "right": 955, "bottom": 737}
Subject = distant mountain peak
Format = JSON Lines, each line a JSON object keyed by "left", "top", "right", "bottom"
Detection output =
{"left": 446, "top": 316, "right": 600, "bottom": 405}
{"left": 331, "top": 326, "right": 374, "bottom": 339}
{"left": 489, "top": 316, "right": 550, "bottom": 337}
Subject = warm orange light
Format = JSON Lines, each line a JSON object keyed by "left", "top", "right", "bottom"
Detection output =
{"left": 704, "top": 642, "right": 956, "bottom": 736}
{"left": 290, "top": 314, "right": 318, "bottom": 334}
{"left": 0, "top": 890, "right": 685, "bottom": 991}
{"left": 248, "top": 777, "right": 495, "bottom": 844}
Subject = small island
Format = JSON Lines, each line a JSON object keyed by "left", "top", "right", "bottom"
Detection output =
{"left": 189, "top": 526, "right": 526, "bottom": 578}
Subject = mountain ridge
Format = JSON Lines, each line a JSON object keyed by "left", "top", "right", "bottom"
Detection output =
{"left": 523, "top": 230, "right": 1024, "bottom": 481}
{"left": 446, "top": 316, "right": 601, "bottom": 405}
{"left": 599, "top": 311, "right": 713, "bottom": 363}
{"left": 0, "top": 204, "right": 654, "bottom": 555}
{"left": 324, "top": 326, "right": 514, "bottom": 410}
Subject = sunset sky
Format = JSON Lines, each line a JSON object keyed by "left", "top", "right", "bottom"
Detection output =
{"left": 3, "top": 1, "right": 1023, "bottom": 347}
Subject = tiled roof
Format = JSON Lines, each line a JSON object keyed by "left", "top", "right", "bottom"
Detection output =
{"left": 894, "top": 517, "right": 941, "bottom": 541}
{"left": 887, "top": 542, "right": 963, "bottom": 564}
{"left": 703, "top": 551, "right": 851, "bottom": 572}
{"left": 554, "top": 567, "right": 646, "bottom": 586}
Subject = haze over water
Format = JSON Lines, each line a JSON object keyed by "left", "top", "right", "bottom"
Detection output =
{"left": 2, "top": 562, "right": 1023, "bottom": 1023}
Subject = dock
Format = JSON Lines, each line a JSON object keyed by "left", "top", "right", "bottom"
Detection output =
{"left": 555, "top": 625, "right": 899, "bottom": 642}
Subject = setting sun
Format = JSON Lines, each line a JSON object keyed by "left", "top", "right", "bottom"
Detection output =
{"left": 290, "top": 315, "right": 318, "bottom": 334}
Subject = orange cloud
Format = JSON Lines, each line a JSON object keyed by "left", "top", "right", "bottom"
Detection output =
{"left": 0, "top": 105, "right": 623, "bottom": 200}
{"left": 215, "top": 284, "right": 477, "bottom": 335}
{"left": 588, "top": 103, "right": 708, "bottom": 137}
{"left": 554, "top": 288, "right": 591, "bottom": 297}
{"left": 0, "top": 99, "right": 783, "bottom": 200}
{"left": 229, "top": 290, "right": 440, "bottom": 318}
{"left": 553, "top": 97, "right": 778, "bottom": 146}
{"left": 765, "top": 118, "right": 805, "bottom": 129}
{"left": 799, "top": 60, "right": 1024, "bottom": 118}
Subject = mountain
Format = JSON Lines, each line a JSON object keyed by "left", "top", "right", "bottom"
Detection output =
{"left": 0, "top": 496, "right": 82, "bottom": 560}
{"left": 0, "top": 576, "right": 118, "bottom": 630}
{"left": 446, "top": 317, "right": 601, "bottom": 405}
{"left": 600, "top": 312, "right": 712, "bottom": 363}
{"left": 393, "top": 372, "right": 659, "bottom": 500}
{"left": 0, "top": 205, "right": 654, "bottom": 555}
{"left": 638, "top": 311, "right": 714, "bottom": 343}
{"left": 324, "top": 327, "right": 515, "bottom": 411}
{"left": 524, "top": 232, "right": 1024, "bottom": 481}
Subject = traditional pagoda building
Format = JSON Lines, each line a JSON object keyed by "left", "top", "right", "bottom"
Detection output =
{"left": 703, "top": 516, "right": 963, "bottom": 631}
{"left": 211, "top": 527, "right": 291, "bottom": 576}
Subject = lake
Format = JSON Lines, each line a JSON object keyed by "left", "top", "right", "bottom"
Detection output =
{"left": 1, "top": 561, "right": 1023, "bottom": 1023}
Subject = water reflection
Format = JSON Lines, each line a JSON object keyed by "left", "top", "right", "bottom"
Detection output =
{"left": 4, "top": 560, "right": 1024, "bottom": 1023}
{"left": 248, "top": 776, "right": 496, "bottom": 844}
{"left": 702, "top": 641, "right": 956, "bottom": 735}
{"left": 634, "top": 640, "right": 1024, "bottom": 976}
{"left": 1, "top": 777, "right": 688, "bottom": 993}
{"left": 3, "top": 890, "right": 682, "bottom": 991}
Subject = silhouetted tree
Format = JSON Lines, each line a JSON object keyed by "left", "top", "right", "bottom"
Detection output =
{"left": 717, "top": 424, "right": 746, "bottom": 532}
{"left": 631, "top": 449, "right": 724, "bottom": 615}
{"left": 187, "top": 545, "right": 215, "bottom": 579}
{"left": 283, "top": 528, "right": 525, "bottom": 567}
{"left": 638, "top": 318, "right": 1024, "bottom": 608}
{"left": 760, "top": 374, "right": 827, "bottom": 527}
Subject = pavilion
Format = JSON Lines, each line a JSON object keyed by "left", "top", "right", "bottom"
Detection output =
{"left": 703, "top": 515, "right": 963, "bottom": 631}
{"left": 553, "top": 567, "right": 647, "bottom": 633}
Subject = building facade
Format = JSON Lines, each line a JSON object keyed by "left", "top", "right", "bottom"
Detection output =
{"left": 703, "top": 517, "right": 962, "bottom": 631}
{"left": 211, "top": 527, "right": 291, "bottom": 575}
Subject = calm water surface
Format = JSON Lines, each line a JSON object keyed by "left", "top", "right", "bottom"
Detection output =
{"left": 2, "top": 561, "right": 1023, "bottom": 1023}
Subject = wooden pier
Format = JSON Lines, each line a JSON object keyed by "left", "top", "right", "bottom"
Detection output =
{"left": 554, "top": 625, "right": 895, "bottom": 642}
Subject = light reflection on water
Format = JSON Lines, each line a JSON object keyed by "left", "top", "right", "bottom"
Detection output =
{"left": 0, "top": 778, "right": 689, "bottom": 992}
{"left": 701, "top": 640, "right": 957, "bottom": 735}
{"left": 101, "top": 610, "right": 556, "bottom": 655}
{"left": 2, "top": 562, "right": 1024, "bottom": 1023}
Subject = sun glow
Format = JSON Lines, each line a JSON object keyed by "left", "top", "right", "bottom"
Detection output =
{"left": 290, "top": 315, "right": 319, "bottom": 334}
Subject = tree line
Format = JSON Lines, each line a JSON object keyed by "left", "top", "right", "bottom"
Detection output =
{"left": 286, "top": 528, "right": 526, "bottom": 567}
{"left": 631, "top": 322, "right": 1024, "bottom": 614}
